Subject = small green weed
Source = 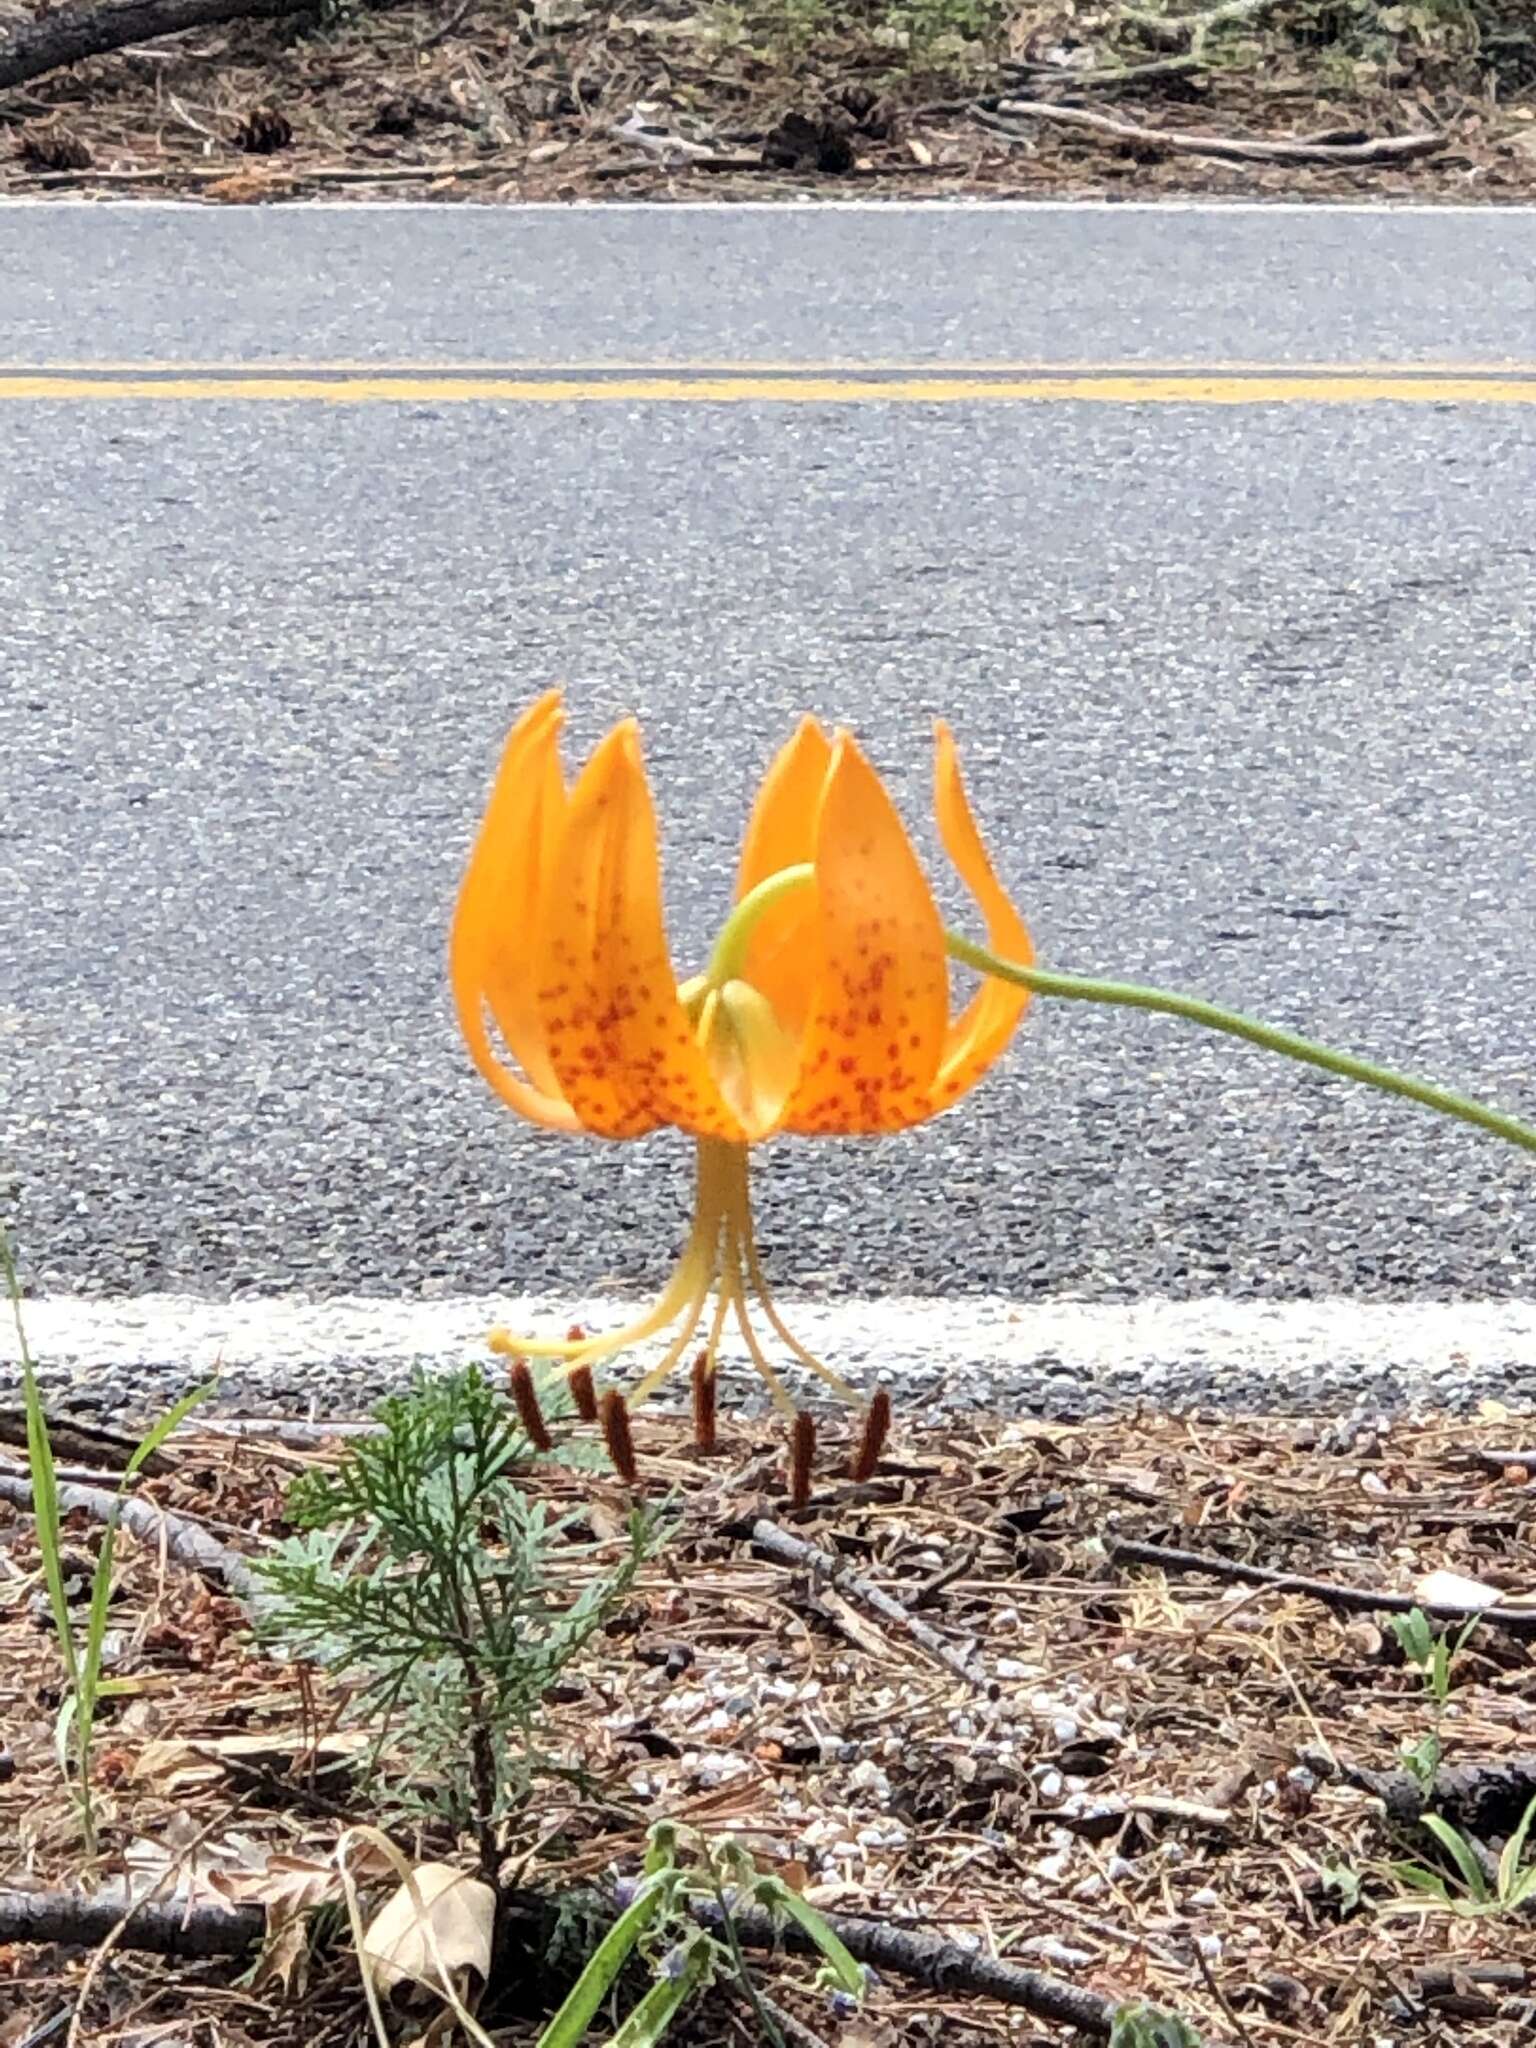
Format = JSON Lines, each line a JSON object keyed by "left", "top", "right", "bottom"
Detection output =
{"left": 1389, "top": 1605, "right": 1479, "bottom": 1794}
{"left": 1387, "top": 1792, "right": 1536, "bottom": 1917}
{"left": 4, "top": 1221, "right": 208, "bottom": 1854}
{"left": 536, "top": 1823, "right": 866, "bottom": 2048}
{"left": 257, "top": 1366, "right": 661, "bottom": 1877}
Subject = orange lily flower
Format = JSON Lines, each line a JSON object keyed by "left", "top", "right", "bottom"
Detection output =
{"left": 451, "top": 689, "right": 1032, "bottom": 1413}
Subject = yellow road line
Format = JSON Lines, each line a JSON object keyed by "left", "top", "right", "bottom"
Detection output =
{"left": 9, "top": 357, "right": 1536, "bottom": 376}
{"left": 5, "top": 368, "right": 1536, "bottom": 403}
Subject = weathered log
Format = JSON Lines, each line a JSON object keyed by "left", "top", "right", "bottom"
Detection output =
{"left": 0, "top": 0, "right": 403, "bottom": 96}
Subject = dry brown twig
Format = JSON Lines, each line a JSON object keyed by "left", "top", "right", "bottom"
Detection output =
{"left": 1111, "top": 1535, "right": 1536, "bottom": 1637}
{"left": 749, "top": 1517, "right": 988, "bottom": 1689}
{"left": 0, "top": 1469, "right": 257, "bottom": 1604}
{"left": 982, "top": 98, "right": 1446, "bottom": 167}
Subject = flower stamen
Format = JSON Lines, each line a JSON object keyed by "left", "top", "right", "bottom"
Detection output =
{"left": 487, "top": 1136, "right": 860, "bottom": 1420}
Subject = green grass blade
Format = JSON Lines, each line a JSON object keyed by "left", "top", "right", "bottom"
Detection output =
{"left": 53, "top": 1691, "right": 79, "bottom": 1776}
{"left": 1419, "top": 1817, "right": 1491, "bottom": 1902}
{"left": 753, "top": 1883, "right": 864, "bottom": 1998}
{"left": 1497, "top": 1790, "right": 1536, "bottom": 1902}
{"left": 4, "top": 1226, "right": 81, "bottom": 1694}
{"left": 127, "top": 1382, "right": 215, "bottom": 1476}
{"left": 21, "top": 1365, "right": 78, "bottom": 1687}
{"left": 78, "top": 1512, "right": 120, "bottom": 1727}
{"left": 606, "top": 1936, "right": 713, "bottom": 2048}
{"left": 536, "top": 1876, "right": 679, "bottom": 2048}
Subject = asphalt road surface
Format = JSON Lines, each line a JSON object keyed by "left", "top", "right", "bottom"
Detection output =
{"left": 6, "top": 201, "right": 1536, "bottom": 1416}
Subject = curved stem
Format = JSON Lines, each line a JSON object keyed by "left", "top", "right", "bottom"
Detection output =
{"left": 707, "top": 862, "right": 816, "bottom": 986}
{"left": 948, "top": 932, "right": 1536, "bottom": 1158}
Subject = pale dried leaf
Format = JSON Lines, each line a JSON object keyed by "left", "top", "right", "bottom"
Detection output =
{"left": 362, "top": 1863, "right": 495, "bottom": 2003}
{"left": 1415, "top": 1569, "right": 1503, "bottom": 1611}
{"left": 250, "top": 1907, "right": 311, "bottom": 2000}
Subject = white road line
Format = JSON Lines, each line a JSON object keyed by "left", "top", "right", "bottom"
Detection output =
{"left": 7, "top": 200, "right": 1536, "bottom": 217}
{"left": 7, "top": 1294, "right": 1536, "bottom": 1387}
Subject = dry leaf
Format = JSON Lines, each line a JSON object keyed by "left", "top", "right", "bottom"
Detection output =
{"left": 362, "top": 1863, "right": 495, "bottom": 2004}
{"left": 1414, "top": 1569, "right": 1502, "bottom": 1611}
{"left": 210, "top": 1849, "right": 344, "bottom": 1916}
{"left": 250, "top": 1908, "right": 310, "bottom": 1999}
{"left": 203, "top": 171, "right": 291, "bottom": 203}
{"left": 133, "top": 1730, "right": 368, "bottom": 1793}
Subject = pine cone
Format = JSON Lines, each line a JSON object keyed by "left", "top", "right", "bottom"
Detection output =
{"left": 20, "top": 127, "right": 92, "bottom": 172}
{"left": 236, "top": 105, "right": 293, "bottom": 155}
{"left": 371, "top": 97, "right": 419, "bottom": 137}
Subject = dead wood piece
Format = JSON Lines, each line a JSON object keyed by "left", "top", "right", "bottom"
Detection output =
{"left": 1128, "top": 1793, "right": 1235, "bottom": 1832}
{"left": 1003, "top": 53, "right": 1207, "bottom": 88}
{"left": 0, "top": 0, "right": 412, "bottom": 96}
{"left": 0, "top": 1407, "right": 176, "bottom": 1476}
{"left": 1329, "top": 1755, "right": 1536, "bottom": 1838}
{"left": 750, "top": 1517, "right": 986, "bottom": 1688}
{"left": 987, "top": 99, "right": 1446, "bottom": 168}
{"left": 1120, "top": 0, "right": 1286, "bottom": 52}
{"left": 1412, "top": 1959, "right": 1528, "bottom": 1998}
{"left": 0, "top": 1471, "right": 257, "bottom": 1605}
{"left": 0, "top": 1881, "right": 1225, "bottom": 2041}
{"left": 1110, "top": 1537, "right": 1536, "bottom": 1638}
{"left": 693, "top": 1900, "right": 1201, "bottom": 2042}
{"left": 0, "top": 1886, "right": 262, "bottom": 1955}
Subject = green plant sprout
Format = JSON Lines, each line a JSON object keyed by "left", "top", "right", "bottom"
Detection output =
{"left": 1388, "top": 1792, "right": 1536, "bottom": 1918}
{"left": 538, "top": 1823, "right": 866, "bottom": 2048}
{"left": 3, "top": 1221, "right": 208, "bottom": 1854}
{"left": 1389, "top": 1606, "right": 1480, "bottom": 1794}
{"left": 1109, "top": 2001, "right": 1205, "bottom": 2047}
{"left": 257, "top": 1366, "right": 661, "bottom": 1879}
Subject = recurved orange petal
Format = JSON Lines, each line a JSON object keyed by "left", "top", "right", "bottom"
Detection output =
{"left": 534, "top": 723, "right": 745, "bottom": 1141}
{"left": 782, "top": 735, "right": 949, "bottom": 1135}
{"left": 931, "top": 721, "right": 1033, "bottom": 1110}
{"left": 734, "top": 716, "right": 833, "bottom": 1045}
{"left": 450, "top": 691, "right": 580, "bottom": 1133}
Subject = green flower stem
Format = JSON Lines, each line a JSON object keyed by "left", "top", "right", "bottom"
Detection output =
{"left": 707, "top": 862, "right": 816, "bottom": 986}
{"left": 948, "top": 932, "right": 1536, "bottom": 1159}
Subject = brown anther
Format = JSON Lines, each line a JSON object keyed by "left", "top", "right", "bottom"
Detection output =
{"left": 566, "top": 1323, "right": 587, "bottom": 1343}
{"left": 691, "top": 1351, "right": 717, "bottom": 1453}
{"left": 600, "top": 1389, "right": 640, "bottom": 1487}
{"left": 789, "top": 1410, "right": 816, "bottom": 1509}
{"left": 568, "top": 1363, "right": 599, "bottom": 1423}
{"left": 849, "top": 1388, "right": 891, "bottom": 1482}
{"left": 507, "top": 1359, "right": 554, "bottom": 1452}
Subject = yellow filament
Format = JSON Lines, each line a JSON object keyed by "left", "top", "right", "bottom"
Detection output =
{"left": 741, "top": 1228, "right": 860, "bottom": 1404}
{"left": 626, "top": 1258, "right": 716, "bottom": 1408}
{"left": 488, "top": 1137, "right": 861, "bottom": 1412}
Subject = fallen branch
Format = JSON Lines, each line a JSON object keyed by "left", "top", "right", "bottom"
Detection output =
{"left": 0, "top": 1887, "right": 262, "bottom": 1955}
{"left": 985, "top": 99, "right": 1446, "bottom": 167}
{"left": 1320, "top": 1754, "right": 1536, "bottom": 1837}
{"left": 0, "top": 1471, "right": 257, "bottom": 1605}
{"left": 0, "top": 0, "right": 417, "bottom": 95}
{"left": 700, "top": 1900, "right": 1160, "bottom": 2039}
{"left": 0, "top": 1883, "right": 1220, "bottom": 2043}
{"left": 1111, "top": 1537, "right": 1536, "bottom": 1638}
{"left": 1119, "top": 0, "right": 1285, "bottom": 52}
{"left": 0, "top": 1409, "right": 175, "bottom": 1477}
{"left": 1001, "top": 53, "right": 1208, "bottom": 88}
{"left": 749, "top": 1518, "right": 987, "bottom": 1688}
